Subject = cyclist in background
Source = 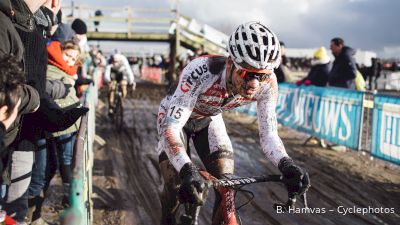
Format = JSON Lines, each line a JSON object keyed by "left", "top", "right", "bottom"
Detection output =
{"left": 104, "top": 51, "right": 136, "bottom": 116}
{"left": 156, "top": 21, "right": 310, "bottom": 224}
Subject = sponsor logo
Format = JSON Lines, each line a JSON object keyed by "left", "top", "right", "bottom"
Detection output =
{"left": 180, "top": 64, "right": 208, "bottom": 92}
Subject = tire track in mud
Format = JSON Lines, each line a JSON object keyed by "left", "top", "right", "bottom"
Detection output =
{"left": 118, "top": 99, "right": 162, "bottom": 224}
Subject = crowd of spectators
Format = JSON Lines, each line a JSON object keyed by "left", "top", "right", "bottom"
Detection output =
{"left": 0, "top": 0, "right": 102, "bottom": 224}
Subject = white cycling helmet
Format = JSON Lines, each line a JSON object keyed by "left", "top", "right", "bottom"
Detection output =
{"left": 228, "top": 21, "right": 281, "bottom": 70}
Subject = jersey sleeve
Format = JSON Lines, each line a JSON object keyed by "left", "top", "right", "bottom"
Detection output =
{"left": 256, "top": 75, "right": 288, "bottom": 166}
{"left": 121, "top": 56, "right": 134, "bottom": 84}
{"left": 160, "top": 57, "right": 209, "bottom": 172}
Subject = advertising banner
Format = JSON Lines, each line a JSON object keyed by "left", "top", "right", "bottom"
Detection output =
{"left": 371, "top": 95, "right": 400, "bottom": 164}
{"left": 276, "top": 84, "right": 364, "bottom": 149}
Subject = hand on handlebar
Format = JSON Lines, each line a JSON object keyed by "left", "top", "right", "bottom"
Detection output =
{"left": 179, "top": 163, "right": 207, "bottom": 205}
{"left": 278, "top": 157, "right": 310, "bottom": 197}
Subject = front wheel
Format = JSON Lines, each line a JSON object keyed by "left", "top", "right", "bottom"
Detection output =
{"left": 114, "top": 96, "right": 124, "bottom": 131}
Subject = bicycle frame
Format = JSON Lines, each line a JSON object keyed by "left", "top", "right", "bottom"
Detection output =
{"left": 113, "top": 82, "right": 124, "bottom": 130}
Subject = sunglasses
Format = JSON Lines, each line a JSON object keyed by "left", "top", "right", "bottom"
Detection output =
{"left": 238, "top": 68, "right": 271, "bottom": 82}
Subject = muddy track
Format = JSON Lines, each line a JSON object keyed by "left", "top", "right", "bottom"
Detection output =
{"left": 92, "top": 83, "right": 400, "bottom": 225}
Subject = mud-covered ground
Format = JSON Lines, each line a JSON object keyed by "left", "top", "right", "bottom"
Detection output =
{"left": 44, "top": 82, "right": 400, "bottom": 225}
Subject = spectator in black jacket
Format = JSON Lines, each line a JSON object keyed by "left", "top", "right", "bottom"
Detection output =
{"left": 296, "top": 47, "right": 331, "bottom": 87}
{"left": 0, "top": 56, "right": 29, "bottom": 175}
{"left": 328, "top": 37, "right": 357, "bottom": 89}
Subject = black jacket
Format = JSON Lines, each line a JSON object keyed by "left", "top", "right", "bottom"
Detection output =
{"left": 302, "top": 62, "right": 331, "bottom": 87}
{"left": 3, "top": 85, "right": 40, "bottom": 147}
{"left": 0, "top": 3, "right": 26, "bottom": 62}
{"left": 328, "top": 46, "right": 357, "bottom": 89}
{"left": 1, "top": 85, "right": 39, "bottom": 184}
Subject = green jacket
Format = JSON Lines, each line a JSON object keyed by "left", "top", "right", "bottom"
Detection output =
{"left": 46, "top": 65, "right": 81, "bottom": 137}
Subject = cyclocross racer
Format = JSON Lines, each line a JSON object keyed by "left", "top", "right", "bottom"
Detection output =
{"left": 104, "top": 51, "right": 135, "bottom": 115}
{"left": 156, "top": 21, "right": 310, "bottom": 224}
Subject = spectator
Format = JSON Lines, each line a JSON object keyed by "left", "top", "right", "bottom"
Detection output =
{"left": 0, "top": 58, "right": 40, "bottom": 221}
{"left": 46, "top": 40, "right": 83, "bottom": 209}
{"left": 296, "top": 47, "right": 331, "bottom": 87}
{"left": 370, "top": 57, "right": 382, "bottom": 90}
{"left": 71, "top": 18, "right": 92, "bottom": 96}
{"left": 0, "top": 56, "right": 29, "bottom": 177}
{"left": 328, "top": 37, "right": 357, "bottom": 89}
{"left": 71, "top": 18, "right": 88, "bottom": 53}
{"left": 1, "top": 1, "right": 87, "bottom": 224}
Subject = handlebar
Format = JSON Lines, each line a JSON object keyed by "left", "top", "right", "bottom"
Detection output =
{"left": 198, "top": 171, "right": 308, "bottom": 212}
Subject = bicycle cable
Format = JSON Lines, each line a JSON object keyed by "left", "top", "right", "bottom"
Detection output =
{"left": 233, "top": 185, "right": 255, "bottom": 211}
{"left": 231, "top": 185, "right": 255, "bottom": 225}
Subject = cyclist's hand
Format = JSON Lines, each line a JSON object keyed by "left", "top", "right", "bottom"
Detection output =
{"left": 278, "top": 157, "right": 310, "bottom": 197}
{"left": 179, "top": 163, "right": 206, "bottom": 205}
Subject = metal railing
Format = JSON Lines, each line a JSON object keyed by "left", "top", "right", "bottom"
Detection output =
{"left": 61, "top": 69, "right": 99, "bottom": 225}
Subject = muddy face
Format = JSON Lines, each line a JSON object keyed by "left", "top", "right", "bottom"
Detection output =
{"left": 231, "top": 68, "right": 271, "bottom": 98}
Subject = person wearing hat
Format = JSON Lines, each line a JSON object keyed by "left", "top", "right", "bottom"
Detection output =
{"left": 71, "top": 18, "right": 87, "bottom": 35}
{"left": 296, "top": 47, "right": 331, "bottom": 87}
{"left": 70, "top": 18, "right": 88, "bottom": 52}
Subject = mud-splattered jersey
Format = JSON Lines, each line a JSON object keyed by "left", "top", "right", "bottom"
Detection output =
{"left": 157, "top": 56, "right": 288, "bottom": 172}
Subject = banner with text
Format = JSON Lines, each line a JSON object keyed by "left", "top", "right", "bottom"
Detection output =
{"left": 371, "top": 95, "right": 400, "bottom": 164}
{"left": 276, "top": 84, "right": 364, "bottom": 149}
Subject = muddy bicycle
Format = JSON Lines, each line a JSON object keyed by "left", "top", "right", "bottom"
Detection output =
{"left": 177, "top": 170, "right": 309, "bottom": 225}
{"left": 110, "top": 82, "right": 124, "bottom": 131}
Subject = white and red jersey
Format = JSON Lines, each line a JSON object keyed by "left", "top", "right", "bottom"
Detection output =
{"left": 157, "top": 56, "right": 288, "bottom": 172}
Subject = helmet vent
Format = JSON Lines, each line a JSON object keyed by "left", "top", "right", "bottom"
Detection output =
{"left": 259, "top": 27, "right": 266, "bottom": 32}
{"left": 271, "top": 36, "right": 276, "bottom": 45}
{"left": 229, "top": 45, "right": 235, "bottom": 57}
{"left": 235, "top": 32, "right": 239, "bottom": 40}
{"left": 246, "top": 45, "right": 260, "bottom": 61}
{"left": 263, "top": 36, "right": 268, "bottom": 45}
{"left": 252, "top": 33, "right": 258, "bottom": 43}
{"left": 242, "top": 32, "right": 247, "bottom": 40}
{"left": 237, "top": 45, "right": 244, "bottom": 57}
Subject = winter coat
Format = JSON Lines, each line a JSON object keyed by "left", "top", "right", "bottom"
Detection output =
{"left": 0, "top": 0, "right": 34, "bottom": 64}
{"left": 46, "top": 65, "right": 80, "bottom": 137}
{"left": 46, "top": 41, "right": 81, "bottom": 137}
{"left": 328, "top": 46, "right": 357, "bottom": 89}
{"left": 302, "top": 62, "right": 331, "bottom": 87}
{"left": 46, "top": 79, "right": 69, "bottom": 99}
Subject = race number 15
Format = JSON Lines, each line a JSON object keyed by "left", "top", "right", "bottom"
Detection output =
{"left": 169, "top": 106, "right": 184, "bottom": 119}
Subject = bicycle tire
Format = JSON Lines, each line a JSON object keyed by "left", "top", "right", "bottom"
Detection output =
{"left": 114, "top": 96, "right": 124, "bottom": 131}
